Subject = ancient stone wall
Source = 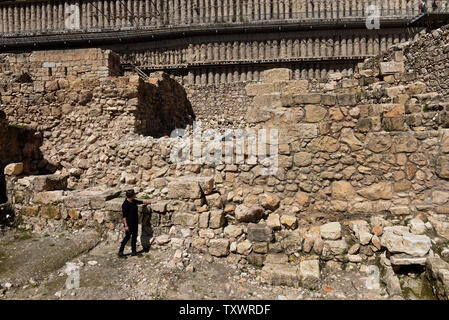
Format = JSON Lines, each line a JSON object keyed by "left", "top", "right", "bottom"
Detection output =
{"left": 2, "top": 27, "right": 449, "bottom": 292}
{"left": 185, "top": 82, "right": 252, "bottom": 125}
{"left": 0, "top": 48, "right": 194, "bottom": 189}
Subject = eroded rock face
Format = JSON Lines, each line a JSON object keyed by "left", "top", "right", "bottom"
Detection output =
{"left": 320, "top": 222, "right": 342, "bottom": 240}
{"left": 381, "top": 227, "right": 431, "bottom": 257}
{"left": 235, "top": 204, "right": 264, "bottom": 223}
{"left": 357, "top": 182, "right": 393, "bottom": 200}
{"left": 261, "top": 263, "right": 299, "bottom": 287}
{"left": 426, "top": 257, "right": 449, "bottom": 300}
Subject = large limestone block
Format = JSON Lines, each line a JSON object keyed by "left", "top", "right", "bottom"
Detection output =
{"left": 247, "top": 223, "right": 273, "bottom": 242}
{"left": 340, "top": 128, "right": 363, "bottom": 151}
{"left": 32, "top": 191, "right": 65, "bottom": 205}
{"left": 189, "top": 176, "right": 215, "bottom": 195}
{"left": 366, "top": 133, "right": 392, "bottom": 153}
{"left": 281, "top": 231, "right": 303, "bottom": 254}
{"left": 40, "top": 205, "right": 61, "bottom": 219}
{"left": 293, "top": 93, "right": 321, "bottom": 105}
{"left": 172, "top": 212, "right": 198, "bottom": 227}
{"left": 299, "top": 259, "right": 320, "bottom": 290}
{"left": 305, "top": 105, "right": 327, "bottom": 122}
{"left": 390, "top": 254, "right": 427, "bottom": 266}
{"left": 436, "top": 156, "right": 449, "bottom": 179}
{"left": 276, "top": 79, "right": 309, "bottom": 94}
{"left": 261, "top": 263, "right": 299, "bottom": 287}
{"left": 224, "top": 225, "right": 244, "bottom": 238}
{"left": 245, "top": 83, "right": 276, "bottom": 96}
{"left": 379, "top": 61, "right": 404, "bottom": 75}
{"left": 235, "top": 204, "right": 264, "bottom": 223}
{"left": 263, "top": 68, "right": 292, "bottom": 83}
{"left": 323, "top": 239, "right": 348, "bottom": 255}
{"left": 294, "top": 123, "right": 318, "bottom": 139}
{"left": 426, "top": 257, "right": 449, "bottom": 300}
{"left": 208, "top": 239, "right": 230, "bottom": 257}
{"left": 357, "top": 182, "right": 393, "bottom": 200}
{"left": 320, "top": 222, "right": 342, "bottom": 240}
{"left": 331, "top": 181, "right": 355, "bottom": 200}
{"left": 4, "top": 162, "right": 24, "bottom": 176}
{"left": 245, "top": 106, "right": 272, "bottom": 123}
{"left": 308, "top": 136, "right": 340, "bottom": 153}
{"left": 441, "top": 130, "right": 449, "bottom": 154}
{"left": 253, "top": 93, "right": 282, "bottom": 108}
{"left": 29, "top": 174, "right": 68, "bottom": 192}
{"left": 381, "top": 229, "right": 431, "bottom": 257}
{"left": 168, "top": 176, "right": 214, "bottom": 199}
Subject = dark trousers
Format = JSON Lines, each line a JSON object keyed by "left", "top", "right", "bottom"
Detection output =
{"left": 119, "top": 226, "right": 138, "bottom": 253}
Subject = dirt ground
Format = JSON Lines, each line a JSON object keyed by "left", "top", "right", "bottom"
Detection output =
{"left": 0, "top": 228, "right": 429, "bottom": 300}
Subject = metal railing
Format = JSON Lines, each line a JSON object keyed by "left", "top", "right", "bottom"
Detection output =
{"left": 1, "top": 0, "right": 448, "bottom": 37}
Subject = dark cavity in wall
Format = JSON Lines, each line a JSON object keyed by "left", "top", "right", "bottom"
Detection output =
{"left": 0, "top": 110, "right": 55, "bottom": 203}
{"left": 135, "top": 72, "right": 195, "bottom": 138}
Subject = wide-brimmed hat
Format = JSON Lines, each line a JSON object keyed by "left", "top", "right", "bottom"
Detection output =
{"left": 125, "top": 189, "right": 136, "bottom": 198}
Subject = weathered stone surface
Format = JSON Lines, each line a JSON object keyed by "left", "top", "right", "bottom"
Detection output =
{"left": 208, "top": 239, "right": 230, "bottom": 257}
{"left": 357, "top": 182, "right": 393, "bottom": 200}
{"left": 209, "top": 210, "right": 225, "bottom": 229}
{"left": 293, "top": 93, "right": 321, "bottom": 105}
{"left": 4, "top": 162, "right": 24, "bottom": 176}
{"left": 266, "top": 214, "right": 281, "bottom": 229}
{"left": 245, "top": 83, "right": 275, "bottom": 96}
{"left": 261, "top": 263, "right": 299, "bottom": 287}
{"left": 409, "top": 218, "right": 426, "bottom": 235}
{"left": 172, "top": 212, "right": 198, "bottom": 227}
{"left": 29, "top": 175, "right": 68, "bottom": 192}
{"left": 436, "top": 156, "right": 449, "bottom": 179}
{"left": 308, "top": 136, "right": 340, "bottom": 153}
{"left": 340, "top": 128, "right": 363, "bottom": 151}
{"left": 280, "top": 215, "right": 297, "bottom": 229}
{"left": 337, "top": 93, "right": 357, "bottom": 106}
{"left": 39, "top": 205, "right": 61, "bottom": 219}
{"left": 426, "top": 257, "right": 449, "bottom": 300}
{"left": 293, "top": 152, "right": 312, "bottom": 167}
{"left": 390, "top": 254, "right": 427, "bottom": 266}
{"left": 263, "top": 68, "right": 292, "bottom": 83}
{"left": 323, "top": 239, "right": 348, "bottom": 255}
{"left": 380, "top": 61, "right": 404, "bottom": 75}
{"left": 224, "top": 224, "right": 243, "bottom": 238}
{"left": 305, "top": 105, "right": 327, "bottom": 122}
{"left": 366, "top": 134, "right": 392, "bottom": 153}
{"left": 320, "top": 222, "right": 342, "bottom": 240}
{"left": 350, "top": 220, "right": 373, "bottom": 245}
{"left": 237, "top": 240, "right": 253, "bottom": 255}
{"left": 168, "top": 179, "right": 202, "bottom": 199}
{"left": 235, "top": 204, "right": 264, "bottom": 223}
{"left": 381, "top": 228, "right": 431, "bottom": 257}
{"left": 253, "top": 93, "right": 281, "bottom": 108}
{"left": 150, "top": 201, "right": 168, "bottom": 213}
{"left": 281, "top": 232, "right": 303, "bottom": 254}
{"left": 299, "top": 259, "right": 320, "bottom": 290}
{"left": 33, "top": 191, "right": 65, "bottom": 205}
{"left": 295, "top": 123, "right": 318, "bottom": 139}
{"left": 331, "top": 181, "right": 355, "bottom": 200}
{"left": 21, "top": 205, "right": 39, "bottom": 216}
{"left": 382, "top": 268, "right": 403, "bottom": 296}
{"left": 259, "top": 193, "right": 280, "bottom": 211}
{"left": 247, "top": 223, "right": 273, "bottom": 242}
